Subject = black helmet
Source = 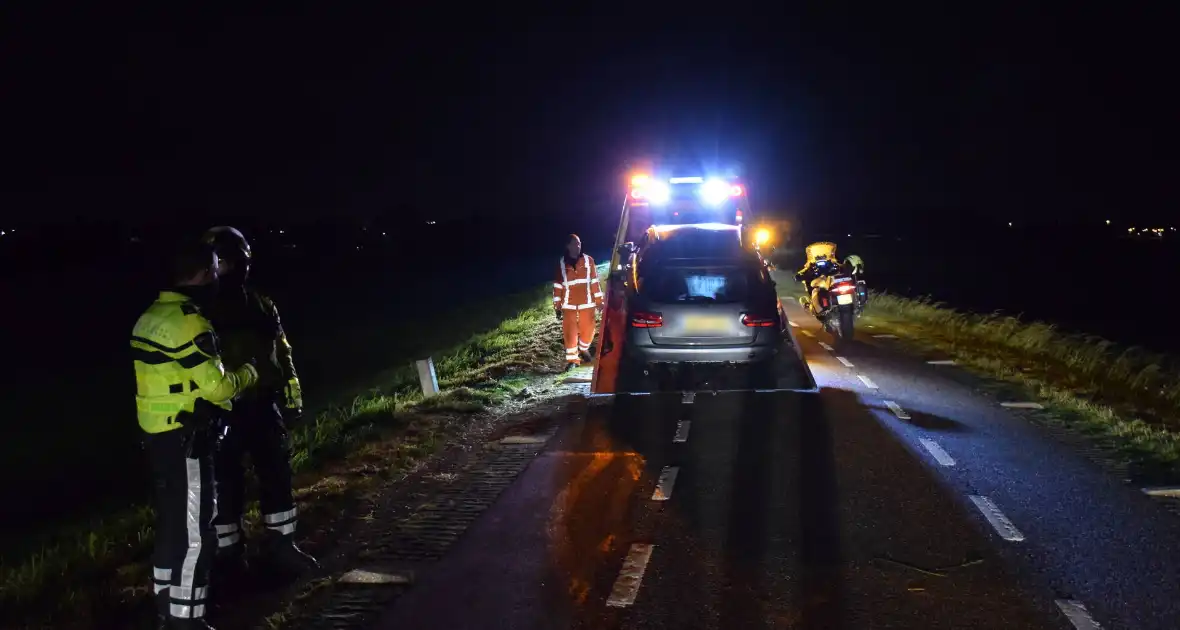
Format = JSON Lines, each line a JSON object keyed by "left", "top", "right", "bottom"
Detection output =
{"left": 202, "top": 226, "right": 252, "bottom": 264}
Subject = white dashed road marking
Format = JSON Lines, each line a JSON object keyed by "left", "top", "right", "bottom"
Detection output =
{"left": 873, "top": 334, "right": 899, "bottom": 339}
{"left": 338, "top": 569, "right": 414, "bottom": 585}
{"left": 927, "top": 359, "right": 957, "bottom": 365}
{"left": 1001, "top": 402, "right": 1044, "bottom": 409}
{"left": 673, "top": 420, "right": 692, "bottom": 443}
{"left": 800, "top": 330, "right": 815, "bottom": 338}
{"left": 651, "top": 467, "right": 680, "bottom": 501}
{"left": 968, "top": 495, "right": 1025, "bottom": 541}
{"left": 789, "top": 321, "right": 799, "bottom": 328}
{"left": 857, "top": 375, "right": 879, "bottom": 389}
{"left": 1055, "top": 599, "right": 1104, "bottom": 629}
{"left": 682, "top": 391, "right": 695, "bottom": 404}
{"left": 606, "top": 544, "right": 655, "bottom": 607}
{"left": 836, "top": 356, "right": 854, "bottom": 368}
{"left": 883, "top": 400, "right": 910, "bottom": 419}
{"left": 1141, "top": 486, "right": 1180, "bottom": 498}
{"left": 818, "top": 341, "right": 834, "bottom": 352}
{"left": 919, "top": 438, "right": 956, "bottom": 466}
{"left": 500, "top": 435, "right": 547, "bottom": 445}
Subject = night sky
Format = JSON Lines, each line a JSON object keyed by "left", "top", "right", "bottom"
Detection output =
{"left": 3, "top": 5, "right": 1177, "bottom": 229}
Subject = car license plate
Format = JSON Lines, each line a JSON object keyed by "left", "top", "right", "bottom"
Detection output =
{"left": 836, "top": 293, "right": 854, "bottom": 305}
{"left": 684, "top": 315, "right": 729, "bottom": 333}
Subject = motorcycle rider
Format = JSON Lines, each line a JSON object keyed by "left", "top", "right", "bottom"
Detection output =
{"left": 795, "top": 242, "right": 842, "bottom": 311}
{"left": 201, "top": 226, "right": 319, "bottom": 581}
{"left": 795, "top": 243, "right": 867, "bottom": 311}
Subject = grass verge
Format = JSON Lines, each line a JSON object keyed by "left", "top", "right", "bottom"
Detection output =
{"left": 0, "top": 283, "right": 566, "bottom": 627}
{"left": 773, "top": 262, "right": 1180, "bottom": 479}
{"left": 858, "top": 294, "right": 1180, "bottom": 473}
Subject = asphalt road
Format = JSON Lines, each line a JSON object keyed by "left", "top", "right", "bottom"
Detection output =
{"left": 368, "top": 281, "right": 1180, "bottom": 630}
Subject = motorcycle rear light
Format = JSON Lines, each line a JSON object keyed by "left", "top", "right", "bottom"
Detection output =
{"left": 832, "top": 283, "right": 856, "bottom": 293}
{"left": 630, "top": 311, "right": 664, "bottom": 328}
{"left": 741, "top": 313, "right": 777, "bottom": 327}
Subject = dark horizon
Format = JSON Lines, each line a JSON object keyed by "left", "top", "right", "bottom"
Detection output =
{"left": 3, "top": 7, "right": 1178, "bottom": 232}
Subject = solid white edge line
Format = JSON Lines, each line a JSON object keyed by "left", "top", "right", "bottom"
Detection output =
{"left": 836, "top": 356, "right": 854, "bottom": 367}
{"left": 605, "top": 543, "right": 655, "bottom": 607}
{"left": 968, "top": 495, "right": 1025, "bottom": 541}
{"left": 651, "top": 466, "right": 680, "bottom": 501}
{"left": 1001, "top": 402, "right": 1044, "bottom": 409}
{"left": 788, "top": 321, "right": 799, "bottom": 328}
{"left": 801, "top": 330, "right": 815, "bottom": 338}
{"left": 918, "top": 438, "right": 956, "bottom": 466}
{"left": 927, "top": 359, "right": 956, "bottom": 365}
{"left": 857, "top": 375, "right": 879, "bottom": 389}
{"left": 883, "top": 400, "right": 910, "bottom": 420}
{"left": 673, "top": 420, "right": 692, "bottom": 443}
{"left": 818, "top": 342, "right": 834, "bottom": 352}
{"left": 682, "top": 391, "right": 695, "bottom": 404}
{"left": 1055, "top": 599, "right": 1104, "bottom": 629}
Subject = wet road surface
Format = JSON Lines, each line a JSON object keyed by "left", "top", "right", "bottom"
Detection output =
{"left": 364, "top": 286, "right": 1180, "bottom": 630}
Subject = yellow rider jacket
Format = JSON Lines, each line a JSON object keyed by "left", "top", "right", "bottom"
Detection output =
{"left": 804, "top": 241, "right": 838, "bottom": 264}
{"left": 131, "top": 290, "right": 259, "bottom": 434}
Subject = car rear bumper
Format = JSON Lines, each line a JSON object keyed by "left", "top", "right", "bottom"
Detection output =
{"left": 625, "top": 339, "right": 781, "bottom": 365}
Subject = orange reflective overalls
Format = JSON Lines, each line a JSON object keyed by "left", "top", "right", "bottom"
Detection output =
{"left": 553, "top": 254, "right": 604, "bottom": 365}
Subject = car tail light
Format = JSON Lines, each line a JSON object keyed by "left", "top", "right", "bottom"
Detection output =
{"left": 630, "top": 311, "right": 664, "bottom": 328}
{"left": 741, "top": 313, "right": 777, "bottom": 327}
{"left": 735, "top": 209, "right": 743, "bottom": 223}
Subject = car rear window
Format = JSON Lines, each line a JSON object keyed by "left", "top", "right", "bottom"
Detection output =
{"left": 641, "top": 265, "right": 762, "bottom": 304}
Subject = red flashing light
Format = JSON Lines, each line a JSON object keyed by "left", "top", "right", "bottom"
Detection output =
{"left": 740, "top": 313, "right": 777, "bottom": 327}
{"left": 630, "top": 311, "right": 664, "bottom": 328}
{"left": 730, "top": 184, "right": 744, "bottom": 196}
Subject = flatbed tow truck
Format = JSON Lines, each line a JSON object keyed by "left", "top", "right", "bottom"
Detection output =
{"left": 589, "top": 170, "right": 807, "bottom": 394}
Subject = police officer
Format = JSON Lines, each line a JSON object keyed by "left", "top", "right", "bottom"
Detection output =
{"left": 132, "top": 238, "right": 271, "bottom": 629}
{"left": 201, "top": 226, "right": 319, "bottom": 578}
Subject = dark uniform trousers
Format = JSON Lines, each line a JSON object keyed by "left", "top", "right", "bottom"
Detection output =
{"left": 148, "top": 430, "right": 217, "bottom": 619}
{"left": 212, "top": 396, "right": 298, "bottom": 549}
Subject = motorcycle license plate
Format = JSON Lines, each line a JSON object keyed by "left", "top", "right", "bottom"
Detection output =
{"left": 836, "top": 293, "right": 854, "bottom": 305}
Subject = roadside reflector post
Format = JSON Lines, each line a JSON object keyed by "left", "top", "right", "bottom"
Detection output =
{"left": 416, "top": 357, "right": 439, "bottom": 398}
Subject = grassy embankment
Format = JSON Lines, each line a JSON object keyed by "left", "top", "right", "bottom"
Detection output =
{"left": 769, "top": 254, "right": 1180, "bottom": 478}
{"left": 0, "top": 280, "right": 571, "bottom": 627}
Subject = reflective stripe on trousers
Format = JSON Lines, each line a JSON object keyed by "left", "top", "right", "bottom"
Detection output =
{"left": 264, "top": 507, "right": 298, "bottom": 536}
{"left": 172, "top": 456, "right": 209, "bottom": 619}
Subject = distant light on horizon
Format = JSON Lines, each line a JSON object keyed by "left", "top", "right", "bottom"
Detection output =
{"left": 1105, "top": 219, "right": 1111, "bottom": 225}
{"left": 1008, "top": 222, "right": 1013, "bottom": 227}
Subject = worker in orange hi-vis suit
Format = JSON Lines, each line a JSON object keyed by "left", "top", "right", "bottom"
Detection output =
{"left": 553, "top": 234, "right": 604, "bottom": 371}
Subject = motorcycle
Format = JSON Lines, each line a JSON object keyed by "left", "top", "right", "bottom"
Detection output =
{"left": 800, "top": 269, "right": 867, "bottom": 341}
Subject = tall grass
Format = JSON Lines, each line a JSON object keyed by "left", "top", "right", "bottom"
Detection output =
{"left": 0, "top": 284, "right": 562, "bottom": 625}
{"left": 867, "top": 293, "right": 1180, "bottom": 419}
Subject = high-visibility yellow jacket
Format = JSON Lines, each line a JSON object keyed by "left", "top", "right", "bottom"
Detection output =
{"left": 553, "top": 254, "right": 604, "bottom": 311}
{"left": 131, "top": 289, "right": 259, "bottom": 434}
